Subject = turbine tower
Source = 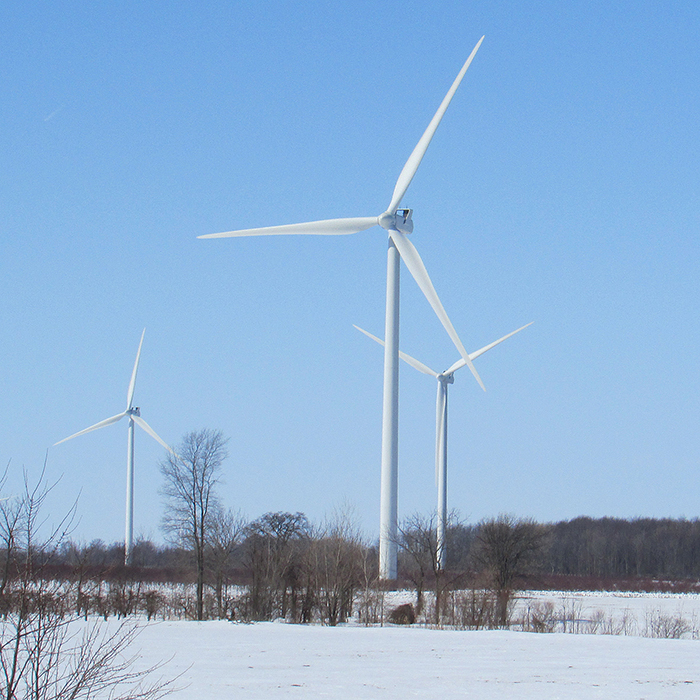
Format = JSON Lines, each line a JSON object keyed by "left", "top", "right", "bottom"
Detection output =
{"left": 355, "top": 322, "right": 532, "bottom": 570}
{"left": 199, "top": 38, "right": 485, "bottom": 579}
{"left": 54, "top": 329, "right": 175, "bottom": 565}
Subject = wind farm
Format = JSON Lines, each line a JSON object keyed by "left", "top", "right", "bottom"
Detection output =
{"left": 4, "top": 3, "right": 700, "bottom": 696}
{"left": 4, "top": 0, "right": 698, "bottom": 580}
{"left": 199, "top": 37, "right": 486, "bottom": 579}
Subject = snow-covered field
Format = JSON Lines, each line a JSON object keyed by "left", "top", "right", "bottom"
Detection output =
{"left": 126, "top": 591, "right": 700, "bottom": 699}
{"left": 514, "top": 590, "right": 700, "bottom": 636}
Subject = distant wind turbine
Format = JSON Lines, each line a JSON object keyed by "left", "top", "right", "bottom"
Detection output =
{"left": 54, "top": 329, "right": 175, "bottom": 565}
{"left": 355, "top": 322, "right": 532, "bottom": 570}
{"left": 199, "top": 38, "right": 485, "bottom": 579}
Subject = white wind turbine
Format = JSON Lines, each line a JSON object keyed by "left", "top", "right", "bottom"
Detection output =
{"left": 355, "top": 322, "right": 532, "bottom": 570}
{"left": 199, "top": 38, "right": 485, "bottom": 579}
{"left": 54, "top": 329, "right": 175, "bottom": 565}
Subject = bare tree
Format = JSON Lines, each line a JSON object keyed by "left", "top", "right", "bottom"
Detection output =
{"left": 242, "top": 512, "right": 310, "bottom": 621}
{"left": 207, "top": 506, "right": 246, "bottom": 619}
{"left": 1, "top": 617, "right": 176, "bottom": 700}
{"left": 397, "top": 513, "right": 437, "bottom": 617}
{"left": 160, "top": 429, "right": 228, "bottom": 620}
{"left": 0, "top": 470, "right": 177, "bottom": 700}
{"left": 397, "top": 512, "right": 466, "bottom": 624}
{"left": 310, "top": 507, "right": 365, "bottom": 626}
{"left": 473, "top": 514, "right": 547, "bottom": 627}
{"left": 355, "top": 543, "right": 381, "bottom": 626}
{"left": 0, "top": 466, "right": 24, "bottom": 602}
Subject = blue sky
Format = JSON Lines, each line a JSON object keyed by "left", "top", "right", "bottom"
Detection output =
{"left": 2, "top": 1, "right": 699, "bottom": 544}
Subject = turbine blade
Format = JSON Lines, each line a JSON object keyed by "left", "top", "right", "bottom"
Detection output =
{"left": 469, "top": 322, "right": 534, "bottom": 361}
{"left": 353, "top": 325, "right": 439, "bottom": 377}
{"left": 54, "top": 411, "right": 127, "bottom": 446}
{"left": 389, "top": 230, "right": 485, "bottom": 391}
{"left": 199, "top": 217, "right": 378, "bottom": 239}
{"left": 127, "top": 329, "right": 146, "bottom": 409}
{"left": 386, "top": 37, "right": 484, "bottom": 214}
{"left": 444, "top": 322, "right": 534, "bottom": 374}
{"left": 132, "top": 415, "right": 176, "bottom": 455}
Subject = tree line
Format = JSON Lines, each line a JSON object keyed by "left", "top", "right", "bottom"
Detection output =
{"left": 546, "top": 515, "right": 700, "bottom": 580}
{"left": 4, "top": 428, "right": 700, "bottom": 628}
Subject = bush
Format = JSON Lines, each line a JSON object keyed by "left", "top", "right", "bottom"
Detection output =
{"left": 388, "top": 603, "right": 415, "bottom": 625}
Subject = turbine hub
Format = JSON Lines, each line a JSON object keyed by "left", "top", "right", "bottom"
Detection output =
{"left": 128, "top": 407, "right": 141, "bottom": 416}
{"left": 439, "top": 373, "right": 455, "bottom": 385}
{"left": 378, "top": 211, "right": 394, "bottom": 230}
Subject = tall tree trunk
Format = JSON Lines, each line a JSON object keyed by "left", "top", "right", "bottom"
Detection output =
{"left": 196, "top": 542, "right": 204, "bottom": 620}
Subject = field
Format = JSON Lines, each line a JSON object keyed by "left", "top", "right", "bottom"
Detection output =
{"left": 120, "top": 591, "right": 700, "bottom": 699}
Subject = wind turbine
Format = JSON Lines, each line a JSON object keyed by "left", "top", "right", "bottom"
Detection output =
{"left": 199, "top": 38, "right": 485, "bottom": 579}
{"left": 54, "top": 329, "right": 175, "bottom": 565}
{"left": 355, "top": 322, "right": 532, "bottom": 570}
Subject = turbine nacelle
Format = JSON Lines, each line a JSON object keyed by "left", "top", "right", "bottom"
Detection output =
{"left": 438, "top": 372, "right": 455, "bottom": 385}
{"left": 128, "top": 407, "right": 141, "bottom": 417}
{"left": 378, "top": 208, "right": 413, "bottom": 234}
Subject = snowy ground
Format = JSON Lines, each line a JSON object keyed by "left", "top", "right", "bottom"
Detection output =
{"left": 519, "top": 589, "right": 700, "bottom": 619}
{"left": 514, "top": 590, "right": 700, "bottom": 636}
{"left": 125, "top": 591, "right": 700, "bottom": 699}
{"left": 134, "top": 620, "right": 700, "bottom": 699}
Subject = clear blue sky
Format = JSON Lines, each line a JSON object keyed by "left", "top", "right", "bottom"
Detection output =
{"left": 2, "top": 1, "right": 699, "bottom": 544}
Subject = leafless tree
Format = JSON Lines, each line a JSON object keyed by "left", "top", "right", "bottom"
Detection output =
{"left": 397, "top": 513, "right": 437, "bottom": 617}
{"left": 397, "top": 512, "right": 469, "bottom": 625}
{"left": 0, "top": 466, "right": 24, "bottom": 603}
{"left": 1, "top": 617, "right": 177, "bottom": 700}
{"left": 207, "top": 506, "right": 246, "bottom": 619}
{"left": 0, "top": 470, "right": 177, "bottom": 700}
{"left": 160, "top": 429, "right": 229, "bottom": 620}
{"left": 473, "top": 514, "right": 547, "bottom": 627}
{"left": 60, "top": 541, "right": 94, "bottom": 618}
{"left": 355, "top": 544, "right": 381, "bottom": 626}
{"left": 242, "top": 512, "right": 310, "bottom": 621}
{"left": 310, "top": 507, "right": 365, "bottom": 626}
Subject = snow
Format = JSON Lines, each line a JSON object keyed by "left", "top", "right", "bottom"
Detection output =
{"left": 10, "top": 589, "right": 698, "bottom": 698}
{"left": 513, "top": 590, "right": 700, "bottom": 635}
{"left": 126, "top": 598, "right": 700, "bottom": 699}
